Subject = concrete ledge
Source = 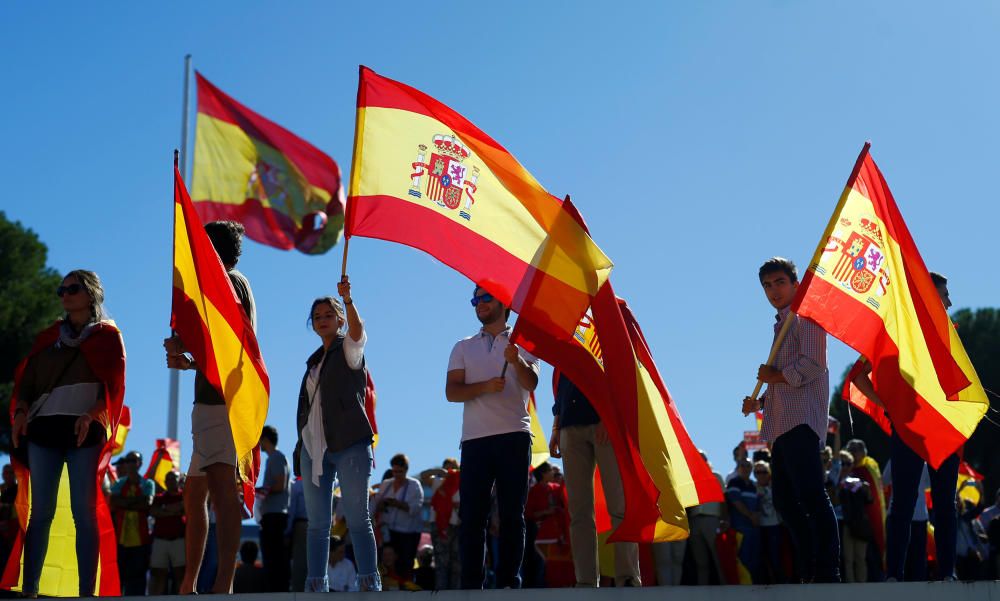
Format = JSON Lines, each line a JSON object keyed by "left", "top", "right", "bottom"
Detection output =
{"left": 136, "top": 581, "right": 1000, "bottom": 601}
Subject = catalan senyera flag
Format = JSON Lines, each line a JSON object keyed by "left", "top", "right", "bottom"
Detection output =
{"left": 144, "top": 439, "right": 181, "bottom": 490}
{"left": 3, "top": 322, "right": 125, "bottom": 596}
{"left": 172, "top": 164, "right": 270, "bottom": 513}
{"left": 527, "top": 392, "right": 550, "bottom": 469}
{"left": 346, "top": 67, "right": 612, "bottom": 339}
{"left": 792, "top": 143, "right": 987, "bottom": 468}
{"left": 192, "top": 72, "right": 346, "bottom": 255}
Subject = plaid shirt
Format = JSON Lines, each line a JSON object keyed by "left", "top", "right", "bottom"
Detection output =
{"left": 761, "top": 307, "right": 829, "bottom": 445}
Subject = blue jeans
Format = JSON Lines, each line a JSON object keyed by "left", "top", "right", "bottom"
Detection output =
{"left": 885, "top": 428, "right": 958, "bottom": 580}
{"left": 771, "top": 424, "right": 841, "bottom": 582}
{"left": 459, "top": 431, "right": 531, "bottom": 589}
{"left": 23, "top": 441, "right": 103, "bottom": 596}
{"left": 299, "top": 441, "right": 380, "bottom": 592}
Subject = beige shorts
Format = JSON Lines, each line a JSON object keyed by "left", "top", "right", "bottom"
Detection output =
{"left": 150, "top": 537, "right": 185, "bottom": 569}
{"left": 188, "top": 403, "right": 237, "bottom": 475}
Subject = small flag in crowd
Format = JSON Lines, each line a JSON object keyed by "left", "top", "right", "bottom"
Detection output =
{"left": 192, "top": 73, "right": 346, "bottom": 254}
{"left": 144, "top": 439, "right": 181, "bottom": 490}
{"left": 792, "top": 143, "right": 987, "bottom": 468}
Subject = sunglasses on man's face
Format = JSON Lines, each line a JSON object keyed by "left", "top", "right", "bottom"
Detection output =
{"left": 470, "top": 293, "right": 495, "bottom": 307}
{"left": 56, "top": 284, "right": 84, "bottom": 297}
{"left": 754, "top": 470, "right": 769, "bottom": 475}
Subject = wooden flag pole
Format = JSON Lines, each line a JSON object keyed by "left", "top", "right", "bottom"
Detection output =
{"left": 340, "top": 235, "right": 351, "bottom": 278}
{"left": 745, "top": 314, "right": 796, "bottom": 415}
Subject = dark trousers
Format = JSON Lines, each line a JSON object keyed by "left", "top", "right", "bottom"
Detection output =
{"left": 459, "top": 431, "right": 531, "bottom": 589}
{"left": 771, "top": 424, "right": 841, "bottom": 582}
{"left": 885, "top": 428, "right": 958, "bottom": 580}
{"left": 118, "top": 543, "right": 151, "bottom": 595}
{"left": 904, "top": 521, "right": 929, "bottom": 581}
{"left": 260, "top": 512, "right": 290, "bottom": 592}
{"left": 389, "top": 530, "right": 421, "bottom": 581}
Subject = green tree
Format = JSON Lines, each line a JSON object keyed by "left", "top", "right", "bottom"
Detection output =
{"left": 0, "top": 211, "right": 63, "bottom": 453}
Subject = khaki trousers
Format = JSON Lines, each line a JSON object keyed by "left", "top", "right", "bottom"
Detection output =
{"left": 561, "top": 423, "right": 641, "bottom": 586}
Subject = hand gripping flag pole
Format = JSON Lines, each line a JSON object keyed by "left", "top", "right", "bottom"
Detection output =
{"left": 744, "top": 315, "right": 795, "bottom": 416}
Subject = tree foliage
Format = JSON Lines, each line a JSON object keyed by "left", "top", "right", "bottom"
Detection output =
{"left": 0, "top": 212, "right": 63, "bottom": 454}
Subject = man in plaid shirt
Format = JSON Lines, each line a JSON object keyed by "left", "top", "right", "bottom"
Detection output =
{"left": 743, "top": 258, "right": 841, "bottom": 582}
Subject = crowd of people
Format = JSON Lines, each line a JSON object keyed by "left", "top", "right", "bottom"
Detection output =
{"left": 5, "top": 221, "right": 998, "bottom": 595}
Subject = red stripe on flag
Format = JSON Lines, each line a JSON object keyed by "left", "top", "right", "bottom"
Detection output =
{"left": 797, "top": 272, "right": 966, "bottom": 467}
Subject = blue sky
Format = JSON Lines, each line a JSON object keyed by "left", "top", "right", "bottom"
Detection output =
{"left": 3, "top": 2, "right": 999, "bottom": 484}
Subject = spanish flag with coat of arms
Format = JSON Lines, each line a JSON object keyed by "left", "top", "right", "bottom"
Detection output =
{"left": 792, "top": 143, "right": 987, "bottom": 468}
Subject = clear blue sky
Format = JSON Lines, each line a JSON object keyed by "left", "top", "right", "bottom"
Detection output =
{"left": 3, "top": 2, "right": 998, "bottom": 483}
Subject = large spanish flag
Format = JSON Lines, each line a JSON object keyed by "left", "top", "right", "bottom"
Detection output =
{"left": 793, "top": 143, "right": 987, "bottom": 468}
{"left": 3, "top": 322, "right": 125, "bottom": 596}
{"left": 346, "top": 67, "right": 612, "bottom": 339}
{"left": 517, "top": 199, "right": 722, "bottom": 542}
{"left": 192, "top": 72, "right": 345, "bottom": 255}
{"left": 172, "top": 164, "right": 270, "bottom": 512}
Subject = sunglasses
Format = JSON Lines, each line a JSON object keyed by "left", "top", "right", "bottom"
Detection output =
{"left": 56, "top": 284, "right": 84, "bottom": 297}
{"left": 470, "top": 293, "right": 495, "bottom": 307}
{"left": 754, "top": 470, "right": 769, "bottom": 475}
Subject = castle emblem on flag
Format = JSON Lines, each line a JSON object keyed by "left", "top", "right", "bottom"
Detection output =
{"left": 408, "top": 135, "right": 480, "bottom": 221}
{"left": 823, "top": 217, "right": 891, "bottom": 297}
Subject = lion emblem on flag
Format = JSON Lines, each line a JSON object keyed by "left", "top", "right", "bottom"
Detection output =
{"left": 824, "top": 217, "right": 891, "bottom": 296}
{"left": 407, "top": 134, "right": 480, "bottom": 221}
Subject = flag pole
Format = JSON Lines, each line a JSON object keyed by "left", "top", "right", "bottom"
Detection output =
{"left": 744, "top": 314, "right": 795, "bottom": 415}
{"left": 167, "top": 54, "right": 192, "bottom": 441}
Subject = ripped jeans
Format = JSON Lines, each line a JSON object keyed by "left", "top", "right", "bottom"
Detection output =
{"left": 300, "top": 441, "right": 381, "bottom": 592}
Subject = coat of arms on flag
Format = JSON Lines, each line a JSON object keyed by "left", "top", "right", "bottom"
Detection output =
{"left": 818, "top": 216, "right": 891, "bottom": 308}
{"left": 408, "top": 135, "right": 480, "bottom": 220}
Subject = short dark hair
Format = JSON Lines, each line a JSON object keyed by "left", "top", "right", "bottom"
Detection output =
{"left": 751, "top": 448, "right": 771, "bottom": 464}
{"left": 534, "top": 461, "right": 553, "bottom": 478}
{"left": 239, "top": 540, "right": 259, "bottom": 564}
{"left": 390, "top": 453, "right": 409, "bottom": 469}
{"left": 473, "top": 284, "right": 511, "bottom": 320}
{"left": 758, "top": 257, "right": 798, "bottom": 284}
{"left": 261, "top": 425, "right": 278, "bottom": 446}
{"left": 929, "top": 271, "right": 948, "bottom": 288}
{"left": 204, "top": 221, "right": 245, "bottom": 268}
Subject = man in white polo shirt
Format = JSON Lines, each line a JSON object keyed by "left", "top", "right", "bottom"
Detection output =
{"left": 446, "top": 285, "right": 539, "bottom": 589}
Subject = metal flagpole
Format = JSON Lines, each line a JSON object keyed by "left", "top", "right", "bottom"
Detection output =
{"left": 167, "top": 54, "right": 192, "bottom": 440}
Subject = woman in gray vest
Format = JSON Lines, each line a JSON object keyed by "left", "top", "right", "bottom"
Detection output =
{"left": 293, "top": 276, "right": 380, "bottom": 592}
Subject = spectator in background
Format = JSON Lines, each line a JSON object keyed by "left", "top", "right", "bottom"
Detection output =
{"left": 373, "top": 453, "right": 424, "bottom": 582}
{"left": 233, "top": 541, "right": 265, "bottom": 594}
{"left": 0, "top": 464, "right": 18, "bottom": 576}
{"left": 257, "top": 424, "right": 290, "bottom": 592}
{"left": 414, "top": 545, "right": 436, "bottom": 591}
{"left": 726, "top": 442, "right": 748, "bottom": 485}
{"left": 956, "top": 499, "right": 988, "bottom": 580}
{"left": 839, "top": 454, "right": 873, "bottom": 583}
{"left": 525, "top": 461, "right": 572, "bottom": 588}
{"left": 148, "top": 470, "right": 185, "bottom": 595}
{"left": 111, "top": 451, "right": 154, "bottom": 596}
{"left": 549, "top": 373, "right": 640, "bottom": 587}
{"left": 980, "top": 490, "right": 1000, "bottom": 579}
{"left": 726, "top": 459, "right": 760, "bottom": 582}
{"left": 686, "top": 451, "right": 726, "bottom": 586}
{"left": 755, "top": 461, "right": 785, "bottom": 583}
{"left": 327, "top": 536, "right": 358, "bottom": 592}
{"left": 422, "top": 458, "right": 461, "bottom": 590}
{"left": 285, "top": 476, "right": 308, "bottom": 592}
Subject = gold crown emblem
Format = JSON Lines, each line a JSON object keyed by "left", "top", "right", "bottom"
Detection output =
{"left": 859, "top": 218, "right": 883, "bottom": 245}
{"left": 432, "top": 134, "right": 470, "bottom": 162}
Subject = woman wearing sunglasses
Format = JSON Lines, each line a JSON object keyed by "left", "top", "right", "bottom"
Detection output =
{"left": 9, "top": 270, "right": 126, "bottom": 597}
{"left": 293, "top": 275, "right": 380, "bottom": 592}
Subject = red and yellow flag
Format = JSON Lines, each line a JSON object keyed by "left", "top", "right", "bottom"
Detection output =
{"left": 365, "top": 372, "right": 379, "bottom": 449}
{"left": 792, "top": 143, "right": 987, "bottom": 468}
{"left": 346, "top": 67, "right": 612, "bottom": 339}
{"left": 527, "top": 392, "right": 550, "bottom": 469}
{"left": 143, "top": 439, "right": 181, "bottom": 490}
{"left": 172, "top": 164, "right": 270, "bottom": 512}
{"left": 192, "top": 72, "right": 345, "bottom": 254}
{"left": 842, "top": 358, "right": 892, "bottom": 436}
{"left": 109, "top": 405, "right": 131, "bottom": 457}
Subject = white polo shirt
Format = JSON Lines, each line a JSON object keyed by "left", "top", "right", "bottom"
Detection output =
{"left": 447, "top": 327, "right": 540, "bottom": 443}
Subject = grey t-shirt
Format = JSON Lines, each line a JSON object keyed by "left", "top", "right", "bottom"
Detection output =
{"left": 260, "top": 448, "right": 290, "bottom": 515}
